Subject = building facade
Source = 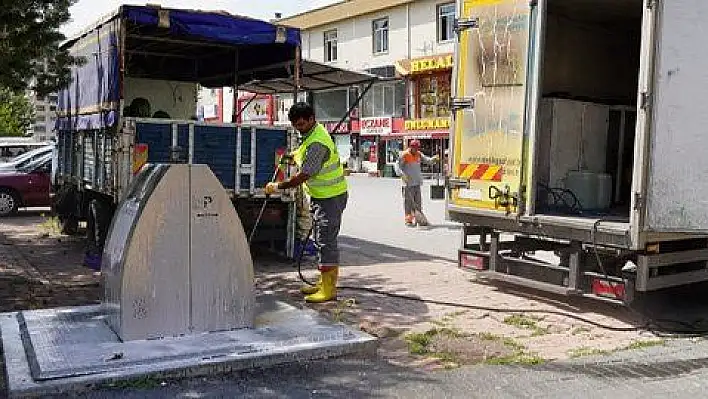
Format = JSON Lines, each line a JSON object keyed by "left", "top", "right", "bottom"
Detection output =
{"left": 26, "top": 90, "right": 58, "bottom": 142}
{"left": 279, "top": 0, "right": 456, "bottom": 174}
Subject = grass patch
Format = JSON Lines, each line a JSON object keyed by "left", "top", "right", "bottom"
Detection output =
{"left": 503, "top": 314, "right": 549, "bottom": 337}
{"left": 102, "top": 376, "right": 163, "bottom": 390}
{"left": 484, "top": 353, "right": 546, "bottom": 366}
{"left": 405, "top": 329, "right": 547, "bottom": 367}
{"left": 477, "top": 332, "right": 545, "bottom": 365}
{"left": 571, "top": 326, "right": 592, "bottom": 335}
{"left": 477, "top": 332, "right": 524, "bottom": 351}
{"left": 622, "top": 339, "right": 666, "bottom": 350}
{"left": 568, "top": 339, "right": 666, "bottom": 359}
{"left": 39, "top": 215, "right": 62, "bottom": 235}
{"left": 330, "top": 298, "right": 357, "bottom": 322}
{"left": 405, "top": 328, "right": 466, "bottom": 364}
{"left": 568, "top": 347, "right": 611, "bottom": 358}
{"left": 431, "top": 310, "right": 469, "bottom": 327}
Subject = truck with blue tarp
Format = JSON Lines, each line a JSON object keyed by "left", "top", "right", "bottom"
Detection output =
{"left": 52, "top": 4, "right": 378, "bottom": 264}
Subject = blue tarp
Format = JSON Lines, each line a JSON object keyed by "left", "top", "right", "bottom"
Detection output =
{"left": 56, "top": 19, "right": 120, "bottom": 131}
{"left": 123, "top": 6, "right": 300, "bottom": 47}
{"left": 56, "top": 5, "right": 301, "bottom": 132}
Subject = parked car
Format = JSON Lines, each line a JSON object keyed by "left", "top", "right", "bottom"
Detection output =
{"left": 0, "top": 145, "right": 54, "bottom": 173}
{"left": 0, "top": 138, "right": 51, "bottom": 162}
{"left": 0, "top": 154, "right": 52, "bottom": 216}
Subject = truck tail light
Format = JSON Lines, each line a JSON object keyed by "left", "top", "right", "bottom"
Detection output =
{"left": 591, "top": 279, "right": 626, "bottom": 300}
{"left": 460, "top": 253, "right": 486, "bottom": 271}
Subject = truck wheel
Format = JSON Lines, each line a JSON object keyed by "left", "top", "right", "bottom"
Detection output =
{"left": 0, "top": 188, "right": 19, "bottom": 216}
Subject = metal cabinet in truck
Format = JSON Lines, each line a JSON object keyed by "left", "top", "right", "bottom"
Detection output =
{"left": 52, "top": 5, "right": 378, "bottom": 262}
{"left": 448, "top": 0, "right": 708, "bottom": 303}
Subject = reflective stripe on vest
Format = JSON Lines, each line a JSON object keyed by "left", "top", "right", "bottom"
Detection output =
{"left": 292, "top": 123, "right": 348, "bottom": 199}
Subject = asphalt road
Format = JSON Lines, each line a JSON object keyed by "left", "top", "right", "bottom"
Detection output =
{"left": 340, "top": 176, "right": 460, "bottom": 261}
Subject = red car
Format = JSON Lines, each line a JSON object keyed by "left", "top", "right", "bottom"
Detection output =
{"left": 0, "top": 155, "right": 52, "bottom": 216}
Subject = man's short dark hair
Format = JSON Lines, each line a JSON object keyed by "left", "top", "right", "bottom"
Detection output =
{"left": 288, "top": 102, "right": 315, "bottom": 123}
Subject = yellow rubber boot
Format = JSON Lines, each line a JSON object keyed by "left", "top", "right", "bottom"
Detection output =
{"left": 305, "top": 267, "right": 338, "bottom": 303}
{"left": 300, "top": 275, "right": 321, "bottom": 295}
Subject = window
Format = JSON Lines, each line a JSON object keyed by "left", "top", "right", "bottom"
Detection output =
{"left": 313, "top": 89, "right": 348, "bottom": 120}
{"left": 361, "top": 81, "right": 406, "bottom": 118}
{"left": 36, "top": 105, "right": 46, "bottom": 112}
{"left": 324, "top": 29, "right": 338, "bottom": 62}
{"left": 438, "top": 3, "right": 456, "bottom": 42}
{"left": 372, "top": 17, "right": 389, "bottom": 54}
{"left": 34, "top": 125, "right": 46, "bottom": 133}
{"left": 49, "top": 105, "right": 56, "bottom": 111}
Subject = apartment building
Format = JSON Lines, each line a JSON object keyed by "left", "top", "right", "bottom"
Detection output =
{"left": 26, "top": 90, "right": 58, "bottom": 142}
{"left": 279, "top": 0, "right": 456, "bottom": 173}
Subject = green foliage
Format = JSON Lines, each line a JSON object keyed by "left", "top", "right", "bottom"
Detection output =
{"left": 0, "top": 88, "right": 34, "bottom": 136}
{"left": 0, "top": 0, "right": 81, "bottom": 96}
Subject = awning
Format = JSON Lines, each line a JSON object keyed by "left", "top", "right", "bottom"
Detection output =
{"left": 238, "top": 60, "right": 382, "bottom": 94}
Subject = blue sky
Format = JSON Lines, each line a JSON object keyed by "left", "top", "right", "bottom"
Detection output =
{"left": 61, "top": 0, "right": 339, "bottom": 38}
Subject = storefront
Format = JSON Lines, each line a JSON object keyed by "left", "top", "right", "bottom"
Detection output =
{"left": 322, "top": 120, "right": 352, "bottom": 167}
{"left": 395, "top": 54, "right": 453, "bottom": 174}
{"left": 353, "top": 116, "right": 395, "bottom": 174}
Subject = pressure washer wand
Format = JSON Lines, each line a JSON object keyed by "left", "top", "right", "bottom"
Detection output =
{"left": 248, "top": 163, "right": 283, "bottom": 245}
{"left": 246, "top": 155, "right": 317, "bottom": 286}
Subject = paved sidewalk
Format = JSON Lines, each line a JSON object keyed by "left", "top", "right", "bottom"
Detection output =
{"left": 0, "top": 212, "right": 100, "bottom": 312}
{"left": 257, "top": 241, "right": 655, "bottom": 365}
{"left": 3, "top": 179, "right": 708, "bottom": 398}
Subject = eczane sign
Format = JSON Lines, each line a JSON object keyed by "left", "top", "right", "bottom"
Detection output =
{"left": 360, "top": 117, "right": 392, "bottom": 136}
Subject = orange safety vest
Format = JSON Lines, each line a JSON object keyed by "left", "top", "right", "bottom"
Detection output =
{"left": 400, "top": 150, "right": 421, "bottom": 165}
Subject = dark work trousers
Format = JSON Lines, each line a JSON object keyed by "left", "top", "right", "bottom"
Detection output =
{"left": 403, "top": 185, "right": 422, "bottom": 216}
{"left": 310, "top": 192, "right": 348, "bottom": 268}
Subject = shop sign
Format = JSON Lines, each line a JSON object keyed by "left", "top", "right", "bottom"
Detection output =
{"left": 404, "top": 118, "right": 450, "bottom": 131}
{"left": 411, "top": 55, "right": 454, "bottom": 74}
{"left": 240, "top": 96, "right": 270, "bottom": 122}
{"left": 360, "top": 117, "right": 393, "bottom": 136}
{"left": 323, "top": 121, "right": 349, "bottom": 134}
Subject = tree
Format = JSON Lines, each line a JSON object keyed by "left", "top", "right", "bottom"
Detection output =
{"left": 0, "top": 88, "right": 34, "bottom": 136}
{"left": 0, "top": 0, "right": 80, "bottom": 97}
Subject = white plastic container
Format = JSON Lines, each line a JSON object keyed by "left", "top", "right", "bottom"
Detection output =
{"left": 565, "top": 171, "right": 612, "bottom": 211}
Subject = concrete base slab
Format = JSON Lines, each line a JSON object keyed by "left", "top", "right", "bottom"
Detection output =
{"left": 1, "top": 296, "right": 376, "bottom": 398}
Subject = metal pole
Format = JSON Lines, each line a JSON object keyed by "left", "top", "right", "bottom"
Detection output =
{"left": 293, "top": 46, "right": 302, "bottom": 101}
{"left": 331, "top": 79, "right": 375, "bottom": 134}
{"left": 234, "top": 95, "right": 258, "bottom": 123}
{"left": 232, "top": 49, "right": 240, "bottom": 123}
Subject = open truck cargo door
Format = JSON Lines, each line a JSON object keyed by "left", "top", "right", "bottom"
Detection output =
{"left": 449, "top": 0, "right": 536, "bottom": 215}
{"left": 633, "top": 0, "right": 708, "bottom": 235}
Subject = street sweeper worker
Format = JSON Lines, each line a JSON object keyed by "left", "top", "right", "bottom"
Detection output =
{"left": 265, "top": 102, "right": 348, "bottom": 303}
{"left": 398, "top": 139, "right": 438, "bottom": 226}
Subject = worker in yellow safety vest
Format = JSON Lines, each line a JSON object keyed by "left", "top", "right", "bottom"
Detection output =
{"left": 265, "top": 102, "right": 348, "bottom": 303}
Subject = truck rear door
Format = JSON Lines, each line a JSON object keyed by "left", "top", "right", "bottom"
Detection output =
{"left": 449, "top": 0, "right": 535, "bottom": 215}
{"left": 634, "top": 0, "right": 708, "bottom": 234}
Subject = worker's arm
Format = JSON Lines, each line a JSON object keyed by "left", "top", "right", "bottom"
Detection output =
{"left": 398, "top": 153, "right": 409, "bottom": 182}
{"left": 421, "top": 153, "right": 439, "bottom": 165}
{"left": 267, "top": 144, "right": 329, "bottom": 193}
{"left": 277, "top": 172, "right": 310, "bottom": 189}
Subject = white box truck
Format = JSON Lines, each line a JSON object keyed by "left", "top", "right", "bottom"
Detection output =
{"left": 448, "top": 0, "right": 708, "bottom": 303}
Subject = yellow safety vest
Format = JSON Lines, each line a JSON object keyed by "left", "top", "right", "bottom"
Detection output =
{"left": 292, "top": 123, "right": 348, "bottom": 199}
